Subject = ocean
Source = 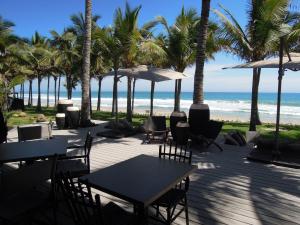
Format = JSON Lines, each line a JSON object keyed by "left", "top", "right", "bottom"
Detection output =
{"left": 27, "top": 91, "right": 300, "bottom": 124}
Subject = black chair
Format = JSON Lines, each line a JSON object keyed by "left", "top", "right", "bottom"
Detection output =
{"left": 189, "top": 120, "right": 224, "bottom": 151}
{"left": 151, "top": 140, "right": 192, "bottom": 225}
{"left": 0, "top": 156, "right": 58, "bottom": 225}
{"left": 58, "top": 172, "right": 137, "bottom": 225}
{"left": 56, "top": 131, "right": 93, "bottom": 178}
{"left": 144, "top": 116, "right": 169, "bottom": 144}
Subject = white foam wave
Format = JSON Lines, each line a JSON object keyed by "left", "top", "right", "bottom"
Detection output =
{"left": 25, "top": 94, "right": 300, "bottom": 117}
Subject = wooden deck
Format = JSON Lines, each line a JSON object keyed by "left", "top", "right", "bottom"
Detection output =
{"left": 6, "top": 121, "right": 300, "bottom": 225}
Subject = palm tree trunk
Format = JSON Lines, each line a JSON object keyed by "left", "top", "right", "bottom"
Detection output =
{"left": 131, "top": 78, "right": 136, "bottom": 114}
{"left": 112, "top": 70, "right": 119, "bottom": 121}
{"left": 150, "top": 81, "right": 155, "bottom": 116}
{"left": 36, "top": 74, "right": 42, "bottom": 112}
{"left": 193, "top": 0, "right": 211, "bottom": 104}
{"left": 249, "top": 68, "right": 261, "bottom": 131}
{"left": 97, "top": 77, "right": 102, "bottom": 111}
{"left": 54, "top": 76, "right": 57, "bottom": 106}
{"left": 126, "top": 76, "right": 132, "bottom": 122}
{"left": 58, "top": 74, "right": 61, "bottom": 101}
{"left": 22, "top": 83, "right": 24, "bottom": 99}
{"left": 174, "top": 79, "right": 182, "bottom": 111}
{"left": 80, "top": 0, "right": 92, "bottom": 126}
{"left": 174, "top": 80, "right": 178, "bottom": 111}
{"left": 89, "top": 80, "right": 92, "bottom": 116}
{"left": 47, "top": 75, "right": 50, "bottom": 107}
{"left": 66, "top": 75, "right": 73, "bottom": 99}
{"left": 28, "top": 80, "right": 32, "bottom": 106}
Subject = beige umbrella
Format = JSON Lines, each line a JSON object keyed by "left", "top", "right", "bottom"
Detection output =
{"left": 104, "top": 65, "right": 187, "bottom": 115}
{"left": 224, "top": 53, "right": 300, "bottom": 70}
{"left": 224, "top": 48, "right": 300, "bottom": 157}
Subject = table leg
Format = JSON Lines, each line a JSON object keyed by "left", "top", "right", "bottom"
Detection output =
{"left": 137, "top": 205, "right": 148, "bottom": 225}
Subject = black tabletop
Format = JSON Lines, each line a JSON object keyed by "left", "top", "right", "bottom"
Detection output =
{"left": 79, "top": 154, "right": 196, "bottom": 207}
{"left": 0, "top": 137, "right": 68, "bottom": 163}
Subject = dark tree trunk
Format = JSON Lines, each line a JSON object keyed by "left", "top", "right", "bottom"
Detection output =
{"left": 66, "top": 75, "right": 73, "bottom": 99}
{"left": 54, "top": 76, "right": 57, "bottom": 106}
{"left": 89, "top": 80, "right": 92, "bottom": 116}
{"left": 174, "top": 79, "right": 182, "bottom": 111}
{"left": 97, "top": 77, "right": 102, "bottom": 111}
{"left": 249, "top": 68, "right": 261, "bottom": 131}
{"left": 174, "top": 80, "right": 178, "bottom": 111}
{"left": 150, "top": 81, "right": 155, "bottom": 116}
{"left": 80, "top": 0, "right": 92, "bottom": 126}
{"left": 22, "top": 83, "right": 24, "bottom": 99}
{"left": 131, "top": 78, "right": 136, "bottom": 113}
{"left": 47, "top": 75, "right": 50, "bottom": 107}
{"left": 193, "top": 0, "right": 211, "bottom": 104}
{"left": 36, "top": 74, "right": 42, "bottom": 112}
{"left": 126, "top": 76, "right": 132, "bottom": 122}
{"left": 58, "top": 75, "right": 61, "bottom": 101}
{"left": 112, "top": 70, "right": 119, "bottom": 122}
{"left": 28, "top": 80, "right": 32, "bottom": 106}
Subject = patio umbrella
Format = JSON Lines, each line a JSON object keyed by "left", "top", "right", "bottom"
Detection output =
{"left": 224, "top": 43, "right": 300, "bottom": 157}
{"left": 105, "top": 66, "right": 187, "bottom": 116}
{"left": 137, "top": 68, "right": 187, "bottom": 115}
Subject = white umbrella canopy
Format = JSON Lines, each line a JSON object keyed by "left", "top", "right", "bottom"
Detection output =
{"left": 103, "top": 65, "right": 187, "bottom": 81}
{"left": 224, "top": 53, "right": 300, "bottom": 70}
{"left": 103, "top": 65, "right": 188, "bottom": 115}
{"left": 224, "top": 50, "right": 299, "bottom": 156}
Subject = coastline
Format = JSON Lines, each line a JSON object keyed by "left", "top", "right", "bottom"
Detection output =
{"left": 22, "top": 94, "right": 300, "bottom": 125}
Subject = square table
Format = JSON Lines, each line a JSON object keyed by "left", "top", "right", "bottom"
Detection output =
{"left": 0, "top": 137, "right": 68, "bottom": 164}
{"left": 79, "top": 154, "right": 196, "bottom": 224}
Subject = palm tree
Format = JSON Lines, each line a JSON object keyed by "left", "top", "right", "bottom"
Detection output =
{"left": 157, "top": 8, "right": 200, "bottom": 111}
{"left": 193, "top": 0, "right": 211, "bottom": 105}
{"left": 80, "top": 0, "right": 92, "bottom": 126}
{"left": 50, "top": 30, "right": 79, "bottom": 99}
{"left": 214, "top": 0, "right": 292, "bottom": 131}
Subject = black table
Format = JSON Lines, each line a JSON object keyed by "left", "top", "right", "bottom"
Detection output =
{"left": 79, "top": 154, "right": 196, "bottom": 224}
{"left": 0, "top": 137, "right": 68, "bottom": 163}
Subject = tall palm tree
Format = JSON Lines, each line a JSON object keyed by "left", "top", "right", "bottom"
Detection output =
{"left": 214, "top": 0, "right": 292, "bottom": 131}
{"left": 50, "top": 30, "right": 79, "bottom": 99}
{"left": 193, "top": 0, "right": 211, "bottom": 105}
{"left": 81, "top": 0, "right": 92, "bottom": 126}
{"left": 157, "top": 8, "right": 200, "bottom": 111}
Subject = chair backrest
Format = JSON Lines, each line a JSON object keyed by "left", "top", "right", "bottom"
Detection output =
{"left": 204, "top": 120, "right": 224, "bottom": 139}
{"left": 159, "top": 140, "right": 192, "bottom": 191}
{"left": 59, "top": 173, "right": 103, "bottom": 225}
{"left": 0, "top": 156, "right": 57, "bottom": 198}
{"left": 17, "top": 124, "right": 51, "bottom": 142}
{"left": 149, "top": 116, "right": 167, "bottom": 132}
{"left": 83, "top": 131, "right": 94, "bottom": 171}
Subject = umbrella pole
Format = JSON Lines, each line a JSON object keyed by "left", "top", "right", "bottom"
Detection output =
{"left": 274, "top": 37, "right": 285, "bottom": 159}
{"left": 150, "top": 81, "right": 155, "bottom": 116}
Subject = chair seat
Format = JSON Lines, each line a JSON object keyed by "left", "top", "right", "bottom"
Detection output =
{"left": 56, "top": 159, "right": 89, "bottom": 177}
{"left": 154, "top": 188, "right": 186, "bottom": 207}
{"left": 0, "top": 189, "right": 49, "bottom": 221}
{"left": 103, "top": 202, "right": 137, "bottom": 225}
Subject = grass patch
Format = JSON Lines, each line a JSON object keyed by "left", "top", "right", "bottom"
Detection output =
{"left": 4, "top": 106, "right": 300, "bottom": 141}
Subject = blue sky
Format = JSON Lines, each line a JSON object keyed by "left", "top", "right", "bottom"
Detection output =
{"left": 1, "top": 0, "right": 300, "bottom": 93}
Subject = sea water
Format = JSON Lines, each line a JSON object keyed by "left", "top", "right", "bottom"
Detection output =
{"left": 25, "top": 91, "right": 300, "bottom": 124}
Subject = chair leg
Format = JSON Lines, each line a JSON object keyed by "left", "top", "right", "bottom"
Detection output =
{"left": 166, "top": 208, "right": 171, "bottom": 225}
{"left": 184, "top": 196, "right": 189, "bottom": 225}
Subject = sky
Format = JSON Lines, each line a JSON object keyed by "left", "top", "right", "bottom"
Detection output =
{"left": 1, "top": 0, "right": 300, "bottom": 93}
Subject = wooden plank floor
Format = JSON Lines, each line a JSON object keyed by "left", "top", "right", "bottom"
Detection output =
{"left": 6, "top": 122, "right": 300, "bottom": 225}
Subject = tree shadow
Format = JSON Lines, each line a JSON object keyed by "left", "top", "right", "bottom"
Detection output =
{"left": 188, "top": 144, "right": 300, "bottom": 225}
